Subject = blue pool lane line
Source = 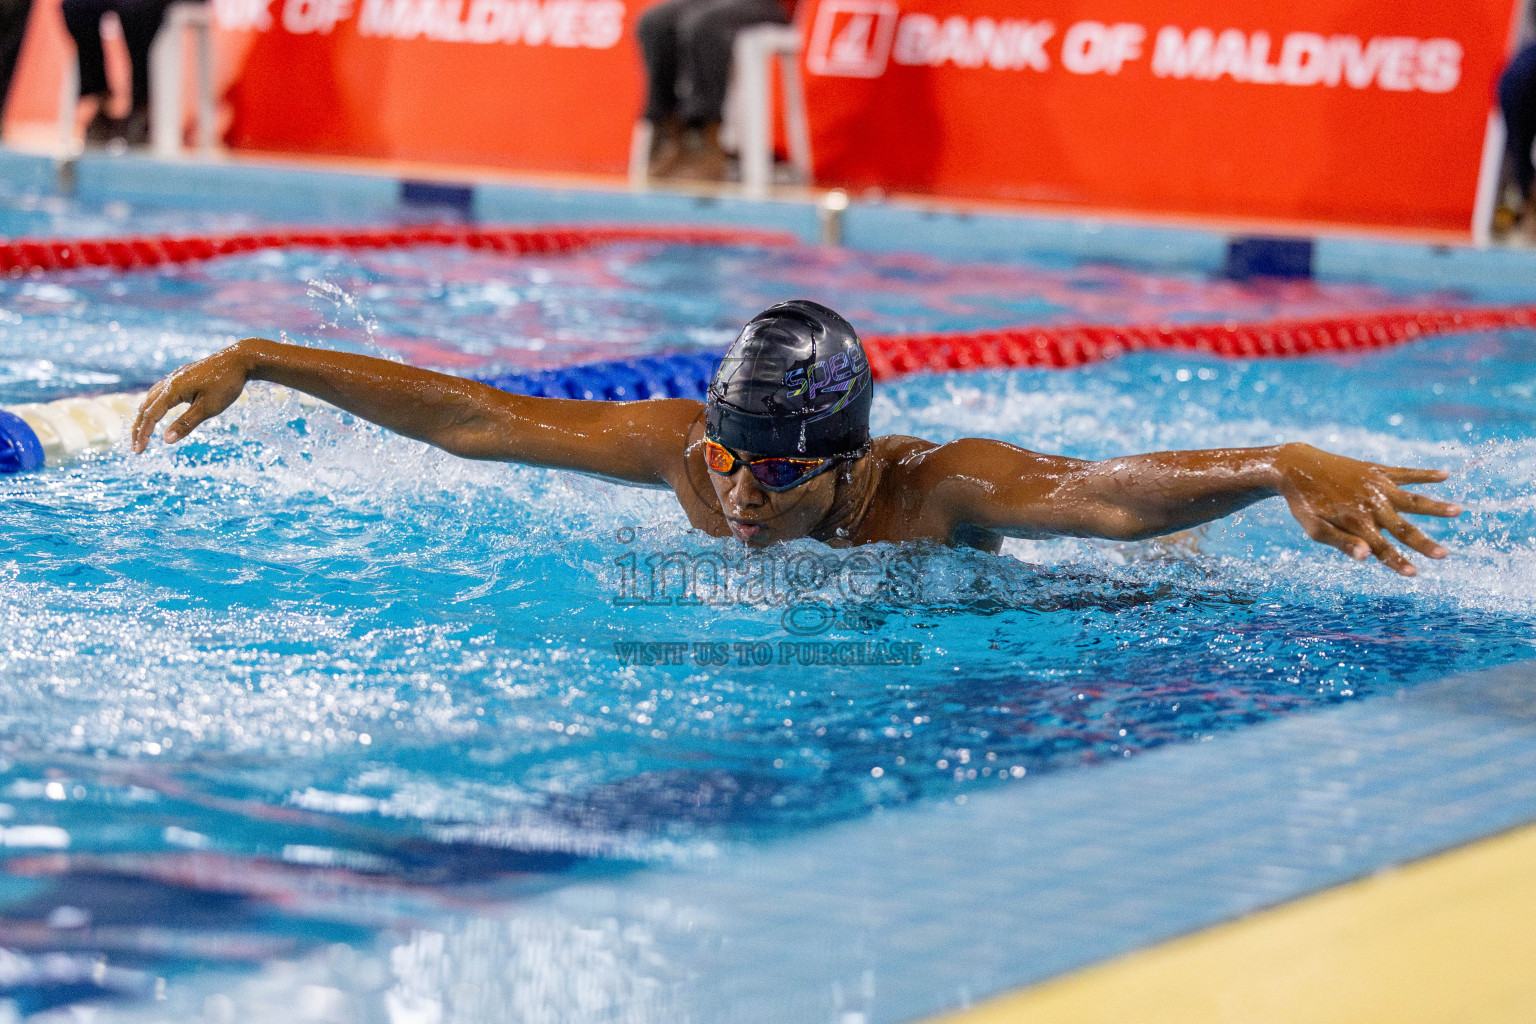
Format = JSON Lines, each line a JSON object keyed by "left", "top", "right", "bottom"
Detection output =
{"left": 0, "top": 352, "right": 720, "bottom": 474}
{"left": 476, "top": 351, "right": 718, "bottom": 403}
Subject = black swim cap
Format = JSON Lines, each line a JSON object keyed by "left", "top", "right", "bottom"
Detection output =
{"left": 705, "top": 300, "right": 873, "bottom": 459}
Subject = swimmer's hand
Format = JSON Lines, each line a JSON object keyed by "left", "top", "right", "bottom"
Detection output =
{"left": 132, "top": 341, "right": 254, "bottom": 453}
{"left": 1271, "top": 443, "right": 1461, "bottom": 577}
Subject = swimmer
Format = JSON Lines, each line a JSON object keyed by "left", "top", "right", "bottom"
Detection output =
{"left": 131, "top": 300, "right": 1462, "bottom": 575}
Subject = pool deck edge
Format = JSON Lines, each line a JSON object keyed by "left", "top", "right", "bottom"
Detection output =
{"left": 924, "top": 814, "right": 1536, "bottom": 1024}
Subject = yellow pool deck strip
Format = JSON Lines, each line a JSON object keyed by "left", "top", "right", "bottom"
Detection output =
{"left": 931, "top": 820, "right": 1536, "bottom": 1024}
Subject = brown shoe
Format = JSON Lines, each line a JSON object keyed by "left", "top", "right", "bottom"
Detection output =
{"left": 647, "top": 118, "right": 686, "bottom": 179}
{"left": 669, "top": 123, "right": 731, "bottom": 182}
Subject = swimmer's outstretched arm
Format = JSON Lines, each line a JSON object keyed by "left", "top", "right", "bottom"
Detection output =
{"left": 916, "top": 439, "right": 1461, "bottom": 576}
{"left": 131, "top": 339, "right": 701, "bottom": 486}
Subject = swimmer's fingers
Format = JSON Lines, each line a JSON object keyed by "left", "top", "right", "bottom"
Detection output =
{"left": 1338, "top": 511, "right": 1418, "bottom": 576}
{"left": 131, "top": 380, "right": 178, "bottom": 453}
{"left": 132, "top": 352, "right": 248, "bottom": 451}
{"left": 163, "top": 398, "right": 214, "bottom": 446}
{"left": 1377, "top": 505, "right": 1449, "bottom": 561}
{"left": 1389, "top": 486, "right": 1463, "bottom": 519}
{"left": 1381, "top": 465, "right": 1450, "bottom": 485}
{"left": 133, "top": 378, "right": 208, "bottom": 451}
{"left": 1295, "top": 510, "right": 1370, "bottom": 563}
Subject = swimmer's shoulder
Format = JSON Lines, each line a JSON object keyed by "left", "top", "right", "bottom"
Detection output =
{"left": 866, "top": 435, "right": 1027, "bottom": 552}
{"left": 868, "top": 434, "right": 933, "bottom": 464}
{"left": 866, "top": 435, "right": 937, "bottom": 493}
{"left": 870, "top": 434, "right": 1039, "bottom": 489}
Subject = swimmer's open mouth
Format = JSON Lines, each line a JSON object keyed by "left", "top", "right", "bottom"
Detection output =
{"left": 727, "top": 516, "right": 767, "bottom": 539}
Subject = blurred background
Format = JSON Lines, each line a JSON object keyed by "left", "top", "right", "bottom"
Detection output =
{"left": 0, "top": 0, "right": 1532, "bottom": 241}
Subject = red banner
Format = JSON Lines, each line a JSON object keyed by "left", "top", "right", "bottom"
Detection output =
{"left": 800, "top": 0, "right": 1518, "bottom": 232}
{"left": 5, "top": 0, "right": 1520, "bottom": 236}
{"left": 214, "top": 0, "right": 643, "bottom": 172}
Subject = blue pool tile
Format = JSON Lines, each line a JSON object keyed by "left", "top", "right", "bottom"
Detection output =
{"left": 841, "top": 203, "right": 1229, "bottom": 274}
{"left": 0, "top": 149, "right": 59, "bottom": 197}
{"left": 1315, "top": 236, "right": 1536, "bottom": 302}
{"left": 70, "top": 154, "right": 403, "bottom": 223}
{"left": 473, "top": 182, "right": 822, "bottom": 239}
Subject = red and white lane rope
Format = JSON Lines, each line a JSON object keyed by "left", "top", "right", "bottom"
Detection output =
{"left": 862, "top": 305, "right": 1536, "bottom": 378}
{"left": 0, "top": 224, "right": 800, "bottom": 274}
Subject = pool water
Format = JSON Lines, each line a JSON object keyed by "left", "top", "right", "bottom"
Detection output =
{"left": 0, "top": 206, "right": 1534, "bottom": 1020}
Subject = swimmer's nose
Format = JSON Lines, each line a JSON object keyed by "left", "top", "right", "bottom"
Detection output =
{"left": 727, "top": 468, "right": 767, "bottom": 508}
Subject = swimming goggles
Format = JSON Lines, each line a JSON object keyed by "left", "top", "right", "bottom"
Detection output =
{"left": 703, "top": 438, "right": 853, "bottom": 492}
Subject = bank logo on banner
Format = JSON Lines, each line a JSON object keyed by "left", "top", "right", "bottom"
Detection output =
{"left": 804, "top": 3, "right": 1465, "bottom": 94}
{"left": 807, "top": 0, "right": 900, "bottom": 77}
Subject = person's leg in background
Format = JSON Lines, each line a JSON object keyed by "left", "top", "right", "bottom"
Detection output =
{"left": 1498, "top": 41, "right": 1536, "bottom": 241}
{"left": 61, "top": 0, "right": 118, "bottom": 143}
{"left": 0, "top": 0, "right": 35, "bottom": 134}
{"left": 114, "top": 0, "right": 172, "bottom": 145}
{"left": 671, "top": 0, "right": 789, "bottom": 181}
{"left": 637, "top": 0, "right": 702, "bottom": 178}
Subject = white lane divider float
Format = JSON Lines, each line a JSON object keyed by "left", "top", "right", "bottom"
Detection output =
{"left": 0, "top": 389, "right": 329, "bottom": 474}
{"left": 0, "top": 392, "right": 148, "bottom": 473}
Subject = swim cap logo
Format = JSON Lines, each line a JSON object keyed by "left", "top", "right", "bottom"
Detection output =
{"left": 782, "top": 348, "right": 870, "bottom": 401}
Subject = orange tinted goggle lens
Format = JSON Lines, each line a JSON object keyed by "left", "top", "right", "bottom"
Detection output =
{"left": 704, "top": 439, "right": 738, "bottom": 474}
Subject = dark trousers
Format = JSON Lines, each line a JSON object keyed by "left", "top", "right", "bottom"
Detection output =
{"left": 637, "top": 0, "right": 787, "bottom": 126}
{"left": 1499, "top": 41, "right": 1536, "bottom": 201}
{"left": 0, "top": 0, "right": 33, "bottom": 115}
{"left": 61, "top": 0, "right": 172, "bottom": 109}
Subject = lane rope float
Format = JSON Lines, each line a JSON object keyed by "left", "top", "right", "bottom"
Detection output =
{"left": 0, "top": 224, "right": 799, "bottom": 274}
{"left": 859, "top": 305, "right": 1536, "bottom": 376}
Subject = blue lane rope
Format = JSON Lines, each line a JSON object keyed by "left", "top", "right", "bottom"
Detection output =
{"left": 474, "top": 352, "right": 718, "bottom": 403}
{"left": 0, "top": 351, "right": 720, "bottom": 475}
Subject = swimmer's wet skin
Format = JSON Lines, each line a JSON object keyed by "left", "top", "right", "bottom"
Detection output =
{"left": 131, "top": 299, "right": 1461, "bottom": 575}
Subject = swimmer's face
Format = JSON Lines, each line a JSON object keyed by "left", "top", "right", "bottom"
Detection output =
{"left": 709, "top": 448, "right": 841, "bottom": 546}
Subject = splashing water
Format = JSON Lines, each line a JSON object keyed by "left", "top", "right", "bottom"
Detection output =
{"left": 0, "top": 233, "right": 1532, "bottom": 1019}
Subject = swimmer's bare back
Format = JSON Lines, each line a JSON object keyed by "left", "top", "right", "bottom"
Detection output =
{"left": 133, "top": 339, "right": 1462, "bottom": 575}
